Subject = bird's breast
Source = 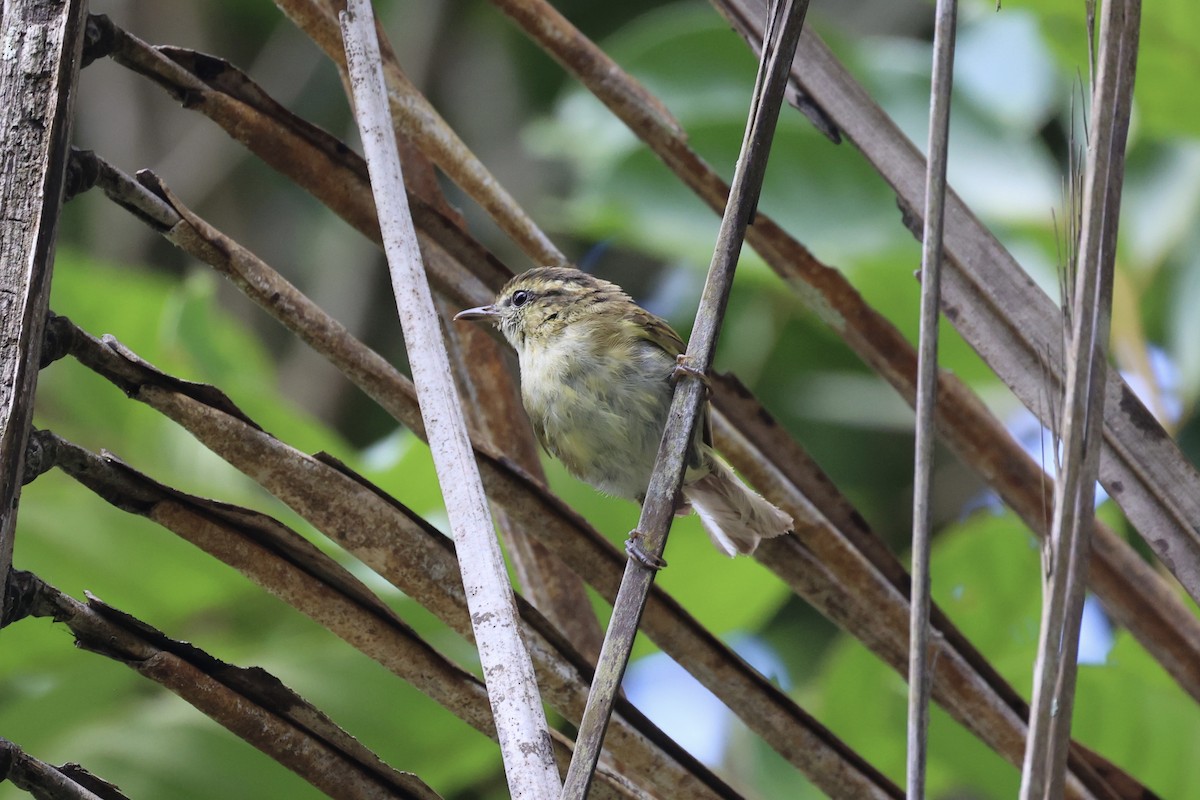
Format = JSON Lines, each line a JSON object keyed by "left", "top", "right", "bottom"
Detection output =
{"left": 517, "top": 334, "right": 678, "bottom": 500}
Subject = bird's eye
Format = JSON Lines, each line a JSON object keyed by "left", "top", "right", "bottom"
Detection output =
{"left": 511, "top": 290, "right": 532, "bottom": 308}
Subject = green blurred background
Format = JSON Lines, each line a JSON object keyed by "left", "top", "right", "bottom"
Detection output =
{"left": 4, "top": 0, "right": 1200, "bottom": 797}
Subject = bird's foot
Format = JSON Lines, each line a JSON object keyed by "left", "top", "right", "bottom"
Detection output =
{"left": 625, "top": 530, "right": 667, "bottom": 571}
{"left": 670, "top": 354, "right": 711, "bottom": 397}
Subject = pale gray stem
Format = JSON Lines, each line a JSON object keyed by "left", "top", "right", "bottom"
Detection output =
{"left": 907, "top": 1, "right": 957, "bottom": 797}
{"left": 1020, "top": 1, "right": 1139, "bottom": 798}
{"left": 339, "top": 1, "right": 559, "bottom": 796}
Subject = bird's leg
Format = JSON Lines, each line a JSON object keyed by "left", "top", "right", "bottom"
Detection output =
{"left": 625, "top": 531, "right": 667, "bottom": 570}
{"left": 670, "top": 354, "right": 711, "bottom": 397}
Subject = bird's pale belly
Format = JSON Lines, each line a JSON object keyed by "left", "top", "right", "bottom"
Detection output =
{"left": 520, "top": 344, "right": 686, "bottom": 501}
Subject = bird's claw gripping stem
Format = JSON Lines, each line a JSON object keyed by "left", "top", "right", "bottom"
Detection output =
{"left": 625, "top": 530, "right": 667, "bottom": 571}
{"left": 670, "top": 354, "right": 711, "bottom": 397}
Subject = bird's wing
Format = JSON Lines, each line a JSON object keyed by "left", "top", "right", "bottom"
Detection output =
{"left": 626, "top": 308, "right": 714, "bottom": 453}
{"left": 627, "top": 306, "right": 686, "bottom": 357}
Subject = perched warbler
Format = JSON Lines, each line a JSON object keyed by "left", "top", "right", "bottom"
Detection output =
{"left": 454, "top": 266, "right": 792, "bottom": 567}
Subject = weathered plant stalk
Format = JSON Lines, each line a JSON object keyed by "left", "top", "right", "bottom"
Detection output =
{"left": 908, "top": 1, "right": 957, "bottom": 795}
{"left": 0, "top": 737, "right": 124, "bottom": 800}
{"left": 0, "top": 0, "right": 87, "bottom": 614}
{"left": 10, "top": 570, "right": 443, "bottom": 800}
{"left": 28, "top": 429, "right": 640, "bottom": 800}
{"left": 1020, "top": 1, "right": 1140, "bottom": 797}
{"left": 718, "top": 0, "right": 1200, "bottom": 604}
{"left": 273, "top": 0, "right": 565, "bottom": 265}
{"left": 339, "top": 2, "right": 559, "bottom": 795}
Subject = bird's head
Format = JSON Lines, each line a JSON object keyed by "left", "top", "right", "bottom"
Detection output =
{"left": 454, "top": 267, "right": 630, "bottom": 349}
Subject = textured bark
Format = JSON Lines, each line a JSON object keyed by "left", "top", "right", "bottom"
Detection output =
{"left": 0, "top": 0, "right": 87, "bottom": 612}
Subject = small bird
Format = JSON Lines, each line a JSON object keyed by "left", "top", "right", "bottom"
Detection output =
{"left": 455, "top": 266, "right": 792, "bottom": 568}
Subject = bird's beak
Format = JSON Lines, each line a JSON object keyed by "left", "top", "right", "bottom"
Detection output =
{"left": 454, "top": 304, "right": 499, "bottom": 322}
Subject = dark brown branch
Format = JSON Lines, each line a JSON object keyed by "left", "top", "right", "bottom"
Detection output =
{"left": 712, "top": 407, "right": 1141, "bottom": 799}
{"left": 84, "top": 14, "right": 510, "bottom": 295}
{"left": 34, "top": 429, "right": 497, "bottom": 730}
{"left": 0, "top": 737, "right": 127, "bottom": 800}
{"left": 26, "top": 430, "right": 638, "bottom": 800}
{"left": 17, "top": 571, "right": 444, "bottom": 800}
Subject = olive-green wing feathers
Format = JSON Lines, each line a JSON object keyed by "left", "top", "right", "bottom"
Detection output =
{"left": 624, "top": 307, "right": 714, "bottom": 452}
{"left": 625, "top": 306, "right": 686, "bottom": 357}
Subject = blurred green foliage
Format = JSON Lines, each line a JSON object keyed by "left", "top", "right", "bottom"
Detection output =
{"left": 4, "top": 1, "right": 1200, "bottom": 798}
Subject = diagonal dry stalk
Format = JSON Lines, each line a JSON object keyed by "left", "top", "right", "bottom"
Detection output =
{"left": 0, "top": 736, "right": 128, "bottom": 800}
{"left": 27, "top": 429, "right": 500, "bottom": 734}
{"left": 338, "top": 3, "right": 558, "bottom": 793}
{"left": 6, "top": 570, "right": 444, "bottom": 800}
{"left": 563, "top": 2, "right": 811, "bottom": 795}
{"left": 273, "top": 0, "right": 566, "bottom": 266}
{"left": 719, "top": 432, "right": 1123, "bottom": 800}
{"left": 1021, "top": 1, "right": 1140, "bottom": 798}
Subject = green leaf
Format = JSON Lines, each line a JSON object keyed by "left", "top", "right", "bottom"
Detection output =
{"left": 997, "top": 0, "right": 1200, "bottom": 138}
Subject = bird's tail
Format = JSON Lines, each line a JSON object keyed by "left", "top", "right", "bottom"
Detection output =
{"left": 683, "top": 457, "right": 792, "bottom": 557}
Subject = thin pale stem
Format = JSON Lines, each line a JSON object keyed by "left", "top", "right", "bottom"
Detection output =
{"left": 1020, "top": 1, "right": 1139, "bottom": 798}
{"left": 339, "top": 1, "right": 558, "bottom": 795}
{"left": 907, "top": 0, "right": 957, "bottom": 796}
{"left": 274, "top": 0, "right": 566, "bottom": 265}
